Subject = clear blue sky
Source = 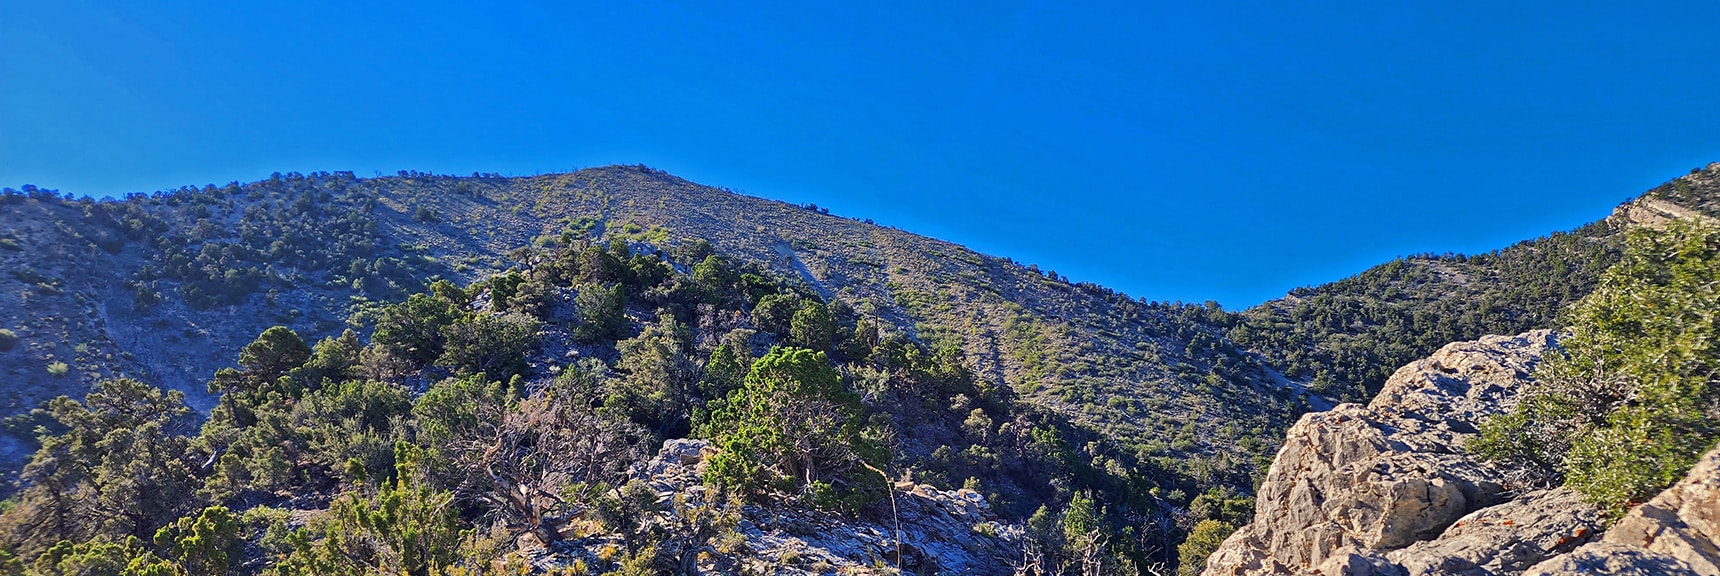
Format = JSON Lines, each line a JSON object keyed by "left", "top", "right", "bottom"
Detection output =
{"left": 5, "top": 2, "right": 1720, "bottom": 307}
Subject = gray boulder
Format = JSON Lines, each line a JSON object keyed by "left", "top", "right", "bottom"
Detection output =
{"left": 1522, "top": 542, "right": 1703, "bottom": 576}
{"left": 1524, "top": 445, "right": 1720, "bottom": 576}
{"left": 1204, "top": 331, "right": 1604, "bottom": 576}
{"left": 1386, "top": 489, "right": 1603, "bottom": 575}
{"left": 1204, "top": 327, "right": 1720, "bottom": 576}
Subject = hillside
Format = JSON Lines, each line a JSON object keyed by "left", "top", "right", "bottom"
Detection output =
{"left": 7, "top": 165, "right": 1716, "bottom": 486}
{"left": 0, "top": 167, "right": 1306, "bottom": 488}
{"left": 1202, "top": 203, "right": 1720, "bottom": 576}
{"left": 366, "top": 169, "right": 1330, "bottom": 477}
{"left": 1227, "top": 221, "right": 1621, "bottom": 403}
{"left": 1227, "top": 164, "right": 1720, "bottom": 405}
{"left": 1, "top": 163, "right": 1716, "bottom": 573}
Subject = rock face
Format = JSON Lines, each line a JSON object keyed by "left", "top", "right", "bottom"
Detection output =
{"left": 1524, "top": 445, "right": 1720, "bottom": 576}
{"left": 1384, "top": 489, "right": 1603, "bottom": 575}
{"left": 1203, "top": 329, "right": 1720, "bottom": 576}
{"left": 1521, "top": 542, "right": 1706, "bottom": 576}
{"left": 1610, "top": 197, "right": 1714, "bottom": 228}
{"left": 1203, "top": 330, "right": 1611, "bottom": 576}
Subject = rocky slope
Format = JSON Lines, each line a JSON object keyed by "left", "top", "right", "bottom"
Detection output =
{"left": 1202, "top": 329, "right": 1720, "bottom": 576}
{"left": 0, "top": 169, "right": 1303, "bottom": 480}
{"left": 522, "top": 438, "right": 1023, "bottom": 575}
{"left": 1524, "top": 445, "right": 1720, "bottom": 576}
{"left": 6, "top": 163, "right": 1690, "bottom": 481}
{"left": 5, "top": 163, "right": 1720, "bottom": 570}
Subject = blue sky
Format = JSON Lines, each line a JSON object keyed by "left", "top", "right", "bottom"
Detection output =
{"left": 5, "top": 2, "right": 1720, "bottom": 307}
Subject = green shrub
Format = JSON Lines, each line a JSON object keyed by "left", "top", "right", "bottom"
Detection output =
{"left": 153, "top": 505, "right": 243, "bottom": 575}
{"left": 270, "top": 444, "right": 469, "bottom": 576}
{"left": 698, "top": 342, "right": 749, "bottom": 402}
{"left": 789, "top": 300, "right": 836, "bottom": 351}
{"left": 1563, "top": 407, "right": 1715, "bottom": 511}
{"left": 572, "top": 282, "right": 628, "bottom": 343}
{"left": 697, "top": 347, "right": 886, "bottom": 511}
{"left": 1189, "top": 486, "right": 1255, "bottom": 526}
{"left": 1473, "top": 219, "right": 1720, "bottom": 514}
{"left": 292, "top": 379, "right": 413, "bottom": 478}
{"left": 372, "top": 293, "right": 461, "bottom": 365}
{"left": 45, "top": 361, "right": 69, "bottom": 377}
{"left": 750, "top": 293, "right": 799, "bottom": 335}
{"left": 2, "top": 379, "right": 198, "bottom": 556}
{"left": 0, "top": 329, "right": 16, "bottom": 352}
{"left": 29, "top": 537, "right": 174, "bottom": 576}
{"left": 1177, "top": 520, "right": 1236, "bottom": 576}
{"left": 436, "top": 312, "right": 541, "bottom": 382}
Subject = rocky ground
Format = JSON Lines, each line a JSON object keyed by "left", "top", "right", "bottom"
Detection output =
{"left": 1202, "top": 330, "right": 1720, "bottom": 576}
{"left": 1524, "top": 446, "right": 1720, "bottom": 576}
{"left": 525, "top": 438, "right": 1025, "bottom": 575}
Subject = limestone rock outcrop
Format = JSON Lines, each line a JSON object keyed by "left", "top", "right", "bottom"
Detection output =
{"left": 1203, "top": 330, "right": 1611, "bottom": 576}
{"left": 1203, "top": 328, "right": 1720, "bottom": 576}
{"left": 1384, "top": 488, "right": 1603, "bottom": 575}
{"left": 1524, "top": 445, "right": 1720, "bottom": 576}
{"left": 1521, "top": 542, "right": 1705, "bottom": 576}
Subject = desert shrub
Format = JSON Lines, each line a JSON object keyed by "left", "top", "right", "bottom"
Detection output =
{"left": 698, "top": 347, "right": 886, "bottom": 511}
{"left": 371, "top": 293, "right": 462, "bottom": 366}
{"left": 436, "top": 312, "right": 541, "bottom": 383}
{"left": 789, "top": 300, "right": 836, "bottom": 351}
{"left": 613, "top": 313, "right": 696, "bottom": 433}
{"left": 750, "top": 293, "right": 799, "bottom": 336}
{"left": 573, "top": 282, "right": 628, "bottom": 343}
{"left": 1176, "top": 520, "right": 1235, "bottom": 576}
{"left": 27, "top": 537, "right": 175, "bottom": 576}
{"left": 289, "top": 329, "right": 364, "bottom": 392}
{"left": 1473, "top": 219, "right": 1720, "bottom": 513}
{"left": 0, "top": 379, "right": 199, "bottom": 557}
{"left": 153, "top": 505, "right": 244, "bottom": 576}
{"left": 291, "top": 379, "right": 413, "bottom": 481}
{"left": 270, "top": 444, "right": 470, "bottom": 576}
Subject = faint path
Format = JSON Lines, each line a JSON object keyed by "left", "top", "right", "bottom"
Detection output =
{"left": 772, "top": 242, "right": 834, "bottom": 300}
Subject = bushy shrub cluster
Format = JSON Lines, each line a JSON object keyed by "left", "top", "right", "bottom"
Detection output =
{"left": 1473, "top": 219, "right": 1720, "bottom": 514}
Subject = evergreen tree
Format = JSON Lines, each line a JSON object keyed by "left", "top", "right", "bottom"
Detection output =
{"left": 789, "top": 300, "right": 836, "bottom": 351}
{"left": 698, "top": 347, "right": 885, "bottom": 510}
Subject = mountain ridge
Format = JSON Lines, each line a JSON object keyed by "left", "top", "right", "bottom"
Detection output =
{"left": 3, "top": 162, "right": 1706, "bottom": 505}
{"left": 7, "top": 163, "right": 1706, "bottom": 477}
{"left": 0, "top": 166, "right": 1304, "bottom": 485}
{"left": 3, "top": 162, "right": 1720, "bottom": 574}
